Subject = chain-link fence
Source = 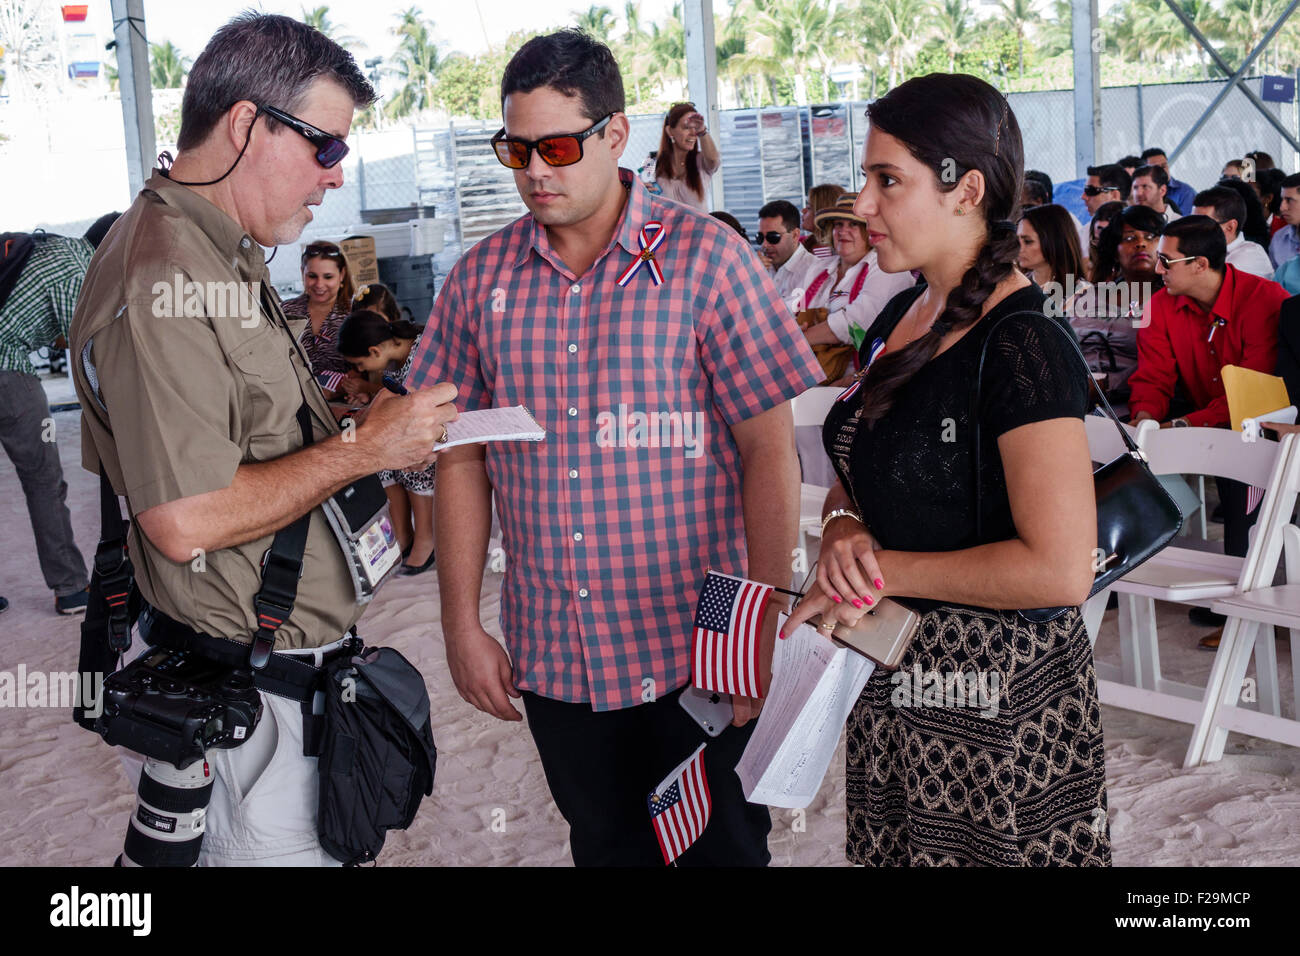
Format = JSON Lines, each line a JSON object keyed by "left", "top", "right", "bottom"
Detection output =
{"left": 21, "top": 73, "right": 1293, "bottom": 293}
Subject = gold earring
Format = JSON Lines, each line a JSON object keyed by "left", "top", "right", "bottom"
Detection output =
{"left": 954, "top": 206, "right": 966, "bottom": 216}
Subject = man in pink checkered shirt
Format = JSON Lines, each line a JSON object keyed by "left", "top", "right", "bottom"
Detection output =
{"left": 406, "top": 30, "right": 823, "bottom": 866}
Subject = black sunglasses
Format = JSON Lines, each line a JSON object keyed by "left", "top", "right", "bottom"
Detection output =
{"left": 755, "top": 231, "right": 792, "bottom": 245}
{"left": 1083, "top": 184, "right": 1119, "bottom": 197}
{"left": 260, "top": 105, "right": 349, "bottom": 168}
{"left": 490, "top": 114, "right": 613, "bottom": 169}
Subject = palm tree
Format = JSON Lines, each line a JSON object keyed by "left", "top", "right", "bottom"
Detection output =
{"left": 1221, "top": 0, "right": 1291, "bottom": 72}
{"left": 995, "top": 0, "right": 1036, "bottom": 78}
{"left": 617, "top": 1, "right": 652, "bottom": 104}
{"left": 149, "top": 40, "right": 189, "bottom": 89}
{"left": 751, "top": 0, "right": 848, "bottom": 104}
{"left": 300, "top": 5, "right": 364, "bottom": 49}
{"left": 930, "top": 0, "right": 973, "bottom": 71}
{"left": 866, "top": 0, "right": 930, "bottom": 89}
{"left": 385, "top": 8, "right": 444, "bottom": 120}
{"left": 1037, "top": 0, "right": 1072, "bottom": 59}
{"left": 574, "top": 4, "right": 616, "bottom": 43}
{"left": 646, "top": 3, "right": 687, "bottom": 96}
{"left": 1174, "top": 0, "right": 1227, "bottom": 76}
{"left": 714, "top": 4, "right": 757, "bottom": 106}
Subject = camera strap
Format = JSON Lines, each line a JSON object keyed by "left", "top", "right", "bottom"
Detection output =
{"left": 249, "top": 401, "right": 314, "bottom": 672}
{"left": 75, "top": 467, "right": 143, "bottom": 731}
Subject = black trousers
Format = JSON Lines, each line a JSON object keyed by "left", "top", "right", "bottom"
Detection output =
{"left": 522, "top": 686, "right": 772, "bottom": 866}
{"left": 1216, "top": 476, "right": 1260, "bottom": 558}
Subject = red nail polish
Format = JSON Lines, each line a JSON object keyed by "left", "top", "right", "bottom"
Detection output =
{"left": 874, "top": 578, "right": 884, "bottom": 589}
{"left": 852, "top": 598, "right": 863, "bottom": 609}
{"left": 865, "top": 595, "right": 874, "bottom": 605}
{"left": 831, "top": 594, "right": 843, "bottom": 604}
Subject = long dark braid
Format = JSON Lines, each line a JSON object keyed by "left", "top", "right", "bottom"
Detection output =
{"left": 856, "top": 74, "right": 1025, "bottom": 428}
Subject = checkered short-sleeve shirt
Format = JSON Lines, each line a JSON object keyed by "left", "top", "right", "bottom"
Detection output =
{"left": 407, "top": 170, "right": 823, "bottom": 710}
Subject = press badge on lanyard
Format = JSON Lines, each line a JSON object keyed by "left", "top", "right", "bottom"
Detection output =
{"left": 320, "top": 475, "right": 403, "bottom": 603}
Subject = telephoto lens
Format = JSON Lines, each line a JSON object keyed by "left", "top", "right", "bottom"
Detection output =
{"left": 118, "top": 756, "right": 215, "bottom": 867}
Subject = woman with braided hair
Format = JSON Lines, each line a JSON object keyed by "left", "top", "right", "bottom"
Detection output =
{"left": 783, "top": 73, "right": 1111, "bottom": 866}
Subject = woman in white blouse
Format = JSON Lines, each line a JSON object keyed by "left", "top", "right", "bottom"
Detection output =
{"left": 800, "top": 195, "right": 917, "bottom": 361}
{"left": 652, "top": 102, "right": 721, "bottom": 211}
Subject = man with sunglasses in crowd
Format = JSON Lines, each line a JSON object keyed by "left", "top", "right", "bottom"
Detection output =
{"left": 1082, "top": 163, "right": 1132, "bottom": 251}
{"left": 407, "top": 29, "right": 822, "bottom": 867}
{"left": 1129, "top": 217, "right": 1287, "bottom": 638}
{"left": 756, "top": 199, "right": 819, "bottom": 312}
{"left": 69, "top": 13, "right": 457, "bottom": 865}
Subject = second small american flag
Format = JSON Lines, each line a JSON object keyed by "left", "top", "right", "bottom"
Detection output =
{"left": 691, "top": 570, "right": 772, "bottom": 698}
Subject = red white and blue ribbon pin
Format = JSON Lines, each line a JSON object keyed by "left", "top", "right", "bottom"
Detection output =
{"left": 839, "top": 337, "right": 886, "bottom": 403}
{"left": 616, "top": 221, "right": 667, "bottom": 287}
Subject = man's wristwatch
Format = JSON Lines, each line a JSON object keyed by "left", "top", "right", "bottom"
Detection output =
{"left": 821, "top": 508, "right": 863, "bottom": 535}
{"left": 1171, "top": 417, "right": 1190, "bottom": 428}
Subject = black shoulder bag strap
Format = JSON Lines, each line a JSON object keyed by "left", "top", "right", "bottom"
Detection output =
{"left": 249, "top": 401, "right": 314, "bottom": 671}
{"left": 969, "top": 310, "right": 1172, "bottom": 623}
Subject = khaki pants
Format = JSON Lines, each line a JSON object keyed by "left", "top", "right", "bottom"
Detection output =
{"left": 118, "top": 639, "right": 347, "bottom": 866}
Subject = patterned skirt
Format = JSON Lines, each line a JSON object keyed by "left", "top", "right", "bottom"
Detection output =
{"left": 845, "top": 603, "right": 1111, "bottom": 866}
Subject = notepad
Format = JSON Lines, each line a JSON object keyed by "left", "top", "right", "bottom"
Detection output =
{"left": 434, "top": 406, "right": 546, "bottom": 449}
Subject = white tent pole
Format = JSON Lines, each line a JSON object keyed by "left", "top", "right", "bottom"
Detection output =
{"left": 111, "top": 0, "right": 156, "bottom": 197}
{"left": 684, "top": 0, "right": 720, "bottom": 210}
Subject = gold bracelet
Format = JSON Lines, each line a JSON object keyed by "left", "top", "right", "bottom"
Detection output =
{"left": 821, "top": 508, "right": 862, "bottom": 535}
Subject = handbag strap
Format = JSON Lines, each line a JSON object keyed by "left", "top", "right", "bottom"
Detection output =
{"left": 970, "top": 309, "right": 1139, "bottom": 543}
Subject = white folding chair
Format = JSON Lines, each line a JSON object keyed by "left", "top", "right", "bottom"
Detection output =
{"left": 790, "top": 387, "right": 843, "bottom": 562}
{"left": 1089, "top": 427, "right": 1296, "bottom": 766}
{"left": 1080, "top": 415, "right": 1138, "bottom": 643}
{"left": 1192, "top": 442, "right": 1300, "bottom": 764}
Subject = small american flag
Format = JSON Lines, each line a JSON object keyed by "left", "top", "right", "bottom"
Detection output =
{"left": 648, "top": 743, "right": 711, "bottom": 865}
{"left": 315, "top": 370, "right": 346, "bottom": 393}
{"left": 692, "top": 571, "right": 772, "bottom": 698}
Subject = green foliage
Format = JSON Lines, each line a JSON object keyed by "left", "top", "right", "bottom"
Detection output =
{"left": 129, "top": 0, "right": 1300, "bottom": 121}
{"left": 385, "top": 8, "right": 445, "bottom": 120}
{"left": 435, "top": 52, "right": 503, "bottom": 119}
{"left": 148, "top": 41, "right": 188, "bottom": 90}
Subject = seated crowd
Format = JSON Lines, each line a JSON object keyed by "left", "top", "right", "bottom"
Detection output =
{"left": 719, "top": 144, "right": 1300, "bottom": 643}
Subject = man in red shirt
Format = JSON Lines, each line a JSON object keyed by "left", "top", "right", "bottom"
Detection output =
{"left": 1129, "top": 216, "right": 1287, "bottom": 631}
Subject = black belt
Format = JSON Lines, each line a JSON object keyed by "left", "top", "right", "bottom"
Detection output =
{"left": 140, "top": 605, "right": 359, "bottom": 704}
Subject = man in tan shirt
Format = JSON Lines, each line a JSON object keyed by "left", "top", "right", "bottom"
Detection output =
{"left": 70, "top": 13, "right": 456, "bottom": 865}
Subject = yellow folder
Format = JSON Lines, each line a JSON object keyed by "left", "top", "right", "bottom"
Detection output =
{"left": 1222, "top": 365, "right": 1292, "bottom": 432}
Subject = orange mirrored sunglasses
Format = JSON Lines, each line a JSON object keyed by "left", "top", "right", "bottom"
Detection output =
{"left": 490, "top": 114, "right": 613, "bottom": 169}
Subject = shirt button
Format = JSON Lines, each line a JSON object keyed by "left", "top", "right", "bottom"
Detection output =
{"left": 569, "top": 469, "right": 579, "bottom": 479}
{"left": 571, "top": 283, "right": 581, "bottom": 294}
{"left": 574, "top": 532, "right": 583, "bottom": 541}
{"left": 568, "top": 407, "right": 578, "bottom": 417}
{"left": 578, "top": 588, "right": 589, "bottom": 598}
{"left": 240, "top": 237, "right": 251, "bottom": 248}
{"left": 568, "top": 344, "right": 578, "bottom": 354}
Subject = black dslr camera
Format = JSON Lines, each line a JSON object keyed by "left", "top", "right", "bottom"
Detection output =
{"left": 97, "top": 647, "right": 262, "bottom": 769}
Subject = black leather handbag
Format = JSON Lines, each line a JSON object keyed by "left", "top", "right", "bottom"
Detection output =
{"left": 971, "top": 311, "right": 1184, "bottom": 623}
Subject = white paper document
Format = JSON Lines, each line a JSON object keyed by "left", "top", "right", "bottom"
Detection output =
{"left": 434, "top": 405, "right": 545, "bottom": 450}
{"left": 736, "top": 615, "right": 876, "bottom": 809}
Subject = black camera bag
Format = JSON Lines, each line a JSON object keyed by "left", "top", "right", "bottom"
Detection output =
{"left": 315, "top": 645, "right": 437, "bottom": 865}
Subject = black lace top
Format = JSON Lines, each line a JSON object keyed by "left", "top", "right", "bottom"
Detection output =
{"left": 821, "top": 283, "right": 1088, "bottom": 606}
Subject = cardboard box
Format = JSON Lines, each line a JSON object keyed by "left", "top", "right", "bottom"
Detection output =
{"left": 338, "top": 235, "right": 379, "bottom": 286}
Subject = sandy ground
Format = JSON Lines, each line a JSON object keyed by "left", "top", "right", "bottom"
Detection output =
{"left": 1, "top": 398, "right": 1297, "bottom": 867}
